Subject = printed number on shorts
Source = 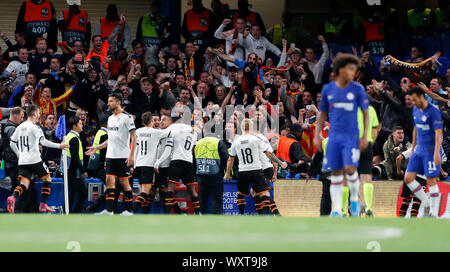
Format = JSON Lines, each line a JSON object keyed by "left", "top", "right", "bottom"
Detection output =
{"left": 240, "top": 148, "right": 253, "bottom": 164}
{"left": 428, "top": 161, "right": 437, "bottom": 172}
{"left": 351, "top": 148, "right": 360, "bottom": 163}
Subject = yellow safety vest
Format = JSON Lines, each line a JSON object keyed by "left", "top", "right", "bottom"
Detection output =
{"left": 93, "top": 128, "right": 107, "bottom": 155}
{"left": 272, "top": 24, "right": 284, "bottom": 46}
{"left": 194, "top": 137, "right": 221, "bottom": 175}
{"left": 66, "top": 130, "right": 83, "bottom": 161}
{"left": 407, "top": 8, "right": 431, "bottom": 28}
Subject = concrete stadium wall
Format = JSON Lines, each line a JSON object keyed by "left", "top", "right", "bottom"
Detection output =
{"left": 274, "top": 179, "right": 403, "bottom": 217}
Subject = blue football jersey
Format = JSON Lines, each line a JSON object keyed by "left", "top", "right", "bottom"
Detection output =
{"left": 319, "top": 81, "right": 369, "bottom": 140}
{"left": 413, "top": 104, "right": 442, "bottom": 149}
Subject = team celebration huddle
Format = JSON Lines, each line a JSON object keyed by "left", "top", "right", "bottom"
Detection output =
{"left": 1, "top": 0, "right": 450, "bottom": 222}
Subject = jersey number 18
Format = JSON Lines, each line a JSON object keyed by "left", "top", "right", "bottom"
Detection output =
{"left": 240, "top": 148, "right": 253, "bottom": 164}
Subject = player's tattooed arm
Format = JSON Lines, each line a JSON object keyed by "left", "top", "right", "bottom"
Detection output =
{"left": 265, "top": 151, "right": 288, "bottom": 169}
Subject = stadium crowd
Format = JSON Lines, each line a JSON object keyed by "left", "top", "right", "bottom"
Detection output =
{"left": 1, "top": 0, "right": 450, "bottom": 216}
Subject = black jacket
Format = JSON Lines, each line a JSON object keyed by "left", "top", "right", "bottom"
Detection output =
{"left": 0, "top": 119, "right": 18, "bottom": 163}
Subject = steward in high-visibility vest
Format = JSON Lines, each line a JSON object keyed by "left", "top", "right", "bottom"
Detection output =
{"left": 271, "top": 24, "right": 286, "bottom": 47}
{"left": 58, "top": 4, "right": 91, "bottom": 47}
{"left": 17, "top": 0, "right": 58, "bottom": 51}
{"left": 65, "top": 115, "right": 88, "bottom": 213}
{"left": 86, "top": 126, "right": 107, "bottom": 172}
{"left": 23, "top": 0, "right": 53, "bottom": 37}
{"left": 66, "top": 129, "right": 84, "bottom": 177}
{"left": 137, "top": 13, "right": 168, "bottom": 49}
{"left": 407, "top": 7, "right": 432, "bottom": 29}
{"left": 181, "top": 4, "right": 212, "bottom": 47}
{"left": 276, "top": 135, "right": 298, "bottom": 163}
{"left": 195, "top": 136, "right": 222, "bottom": 175}
{"left": 61, "top": 9, "right": 88, "bottom": 46}
{"left": 360, "top": 19, "right": 385, "bottom": 56}
{"left": 194, "top": 135, "right": 229, "bottom": 214}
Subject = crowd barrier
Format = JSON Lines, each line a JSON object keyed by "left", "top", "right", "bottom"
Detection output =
{"left": 3, "top": 177, "right": 450, "bottom": 217}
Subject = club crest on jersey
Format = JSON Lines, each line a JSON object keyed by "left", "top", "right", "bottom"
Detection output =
{"left": 422, "top": 115, "right": 427, "bottom": 122}
{"left": 346, "top": 92, "right": 354, "bottom": 100}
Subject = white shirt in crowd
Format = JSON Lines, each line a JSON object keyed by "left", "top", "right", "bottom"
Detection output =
{"left": 214, "top": 24, "right": 245, "bottom": 68}
{"left": 229, "top": 134, "right": 268, "bottom": 172}
{"left": 307, "top": 42, "right": 330, "bottom": 85}
{"left": 106, "top": 111, "right": 136, "bottom": 159}
{"left": 4, "top": 60, "right": 29, "bottom": 90}
{"left": 240, "top": 34, "right": 281, "bottom": 62}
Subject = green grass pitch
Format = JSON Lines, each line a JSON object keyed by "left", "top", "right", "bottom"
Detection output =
{"left": 1, "top": 214, "right": 450, "bottom": 252}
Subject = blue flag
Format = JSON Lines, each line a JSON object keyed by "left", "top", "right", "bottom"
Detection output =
{"left": 55, "top": 115, "right": 66, "bottom": 140}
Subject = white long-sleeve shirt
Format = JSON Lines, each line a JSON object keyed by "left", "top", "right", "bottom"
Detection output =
{"left": 239, "top": 34, "right": 281, "bottom": 62}
{"left": 307, "top": 42, "right": 330, "bottom": 85}
{"left": 214, "top": 24, "right": 245, "bottom": 67}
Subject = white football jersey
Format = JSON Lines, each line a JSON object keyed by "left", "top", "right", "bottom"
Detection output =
{"left": 134, "top": 127, "right": 169, "bottom": 167}
{"left": 256, "top": 133, "right": 273, "bottom": 170}
{"left": 230, "top": 134, "right": 268, "bottom": 172}
{"left": 10, "top": 120, "right": 45, "bottom": 165}
{"left": 167, "top": 123, "right": 197, "bottom": 163}
{"left": 106, "top": 111, "right": 136, "bottom": 159}
{"left": 155, "top": 136, "right": 174, "bottom": 168}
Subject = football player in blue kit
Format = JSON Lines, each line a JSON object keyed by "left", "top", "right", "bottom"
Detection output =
{"left": 403, "top": 86, "right": 443, "bottom": 218}
{"left": 314, "top": 54, "right": 370, "bottom": 217}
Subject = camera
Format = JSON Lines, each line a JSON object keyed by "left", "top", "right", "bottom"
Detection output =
{"left": 88, "top": 56, "right": 102, "bottom": 73}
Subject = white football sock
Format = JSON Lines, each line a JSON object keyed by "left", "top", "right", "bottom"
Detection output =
{"left": 346, "top": 171, "right": 360, "bottom": 202}
{"left": 429, "top": 184, "right": 440, "bottom": 217}
{"left": 330, "top": 175, "right": 344, "bottom": 213}
{"left": 407, "top": 180, "right": 429, "bottom": 205}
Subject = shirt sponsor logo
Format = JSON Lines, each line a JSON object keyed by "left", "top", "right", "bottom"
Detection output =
{"left": 333, "top": 102, "right": 354, "bottom": 111}
{"left": 416, "top": 124, "right": 430, "bottom": 130}
{"left": 108, "top": 126, "right": 119, "bottom": 131}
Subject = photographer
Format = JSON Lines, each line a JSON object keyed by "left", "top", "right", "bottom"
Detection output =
{"left": 383, "top": 126, "right": 411, "bottom": 180}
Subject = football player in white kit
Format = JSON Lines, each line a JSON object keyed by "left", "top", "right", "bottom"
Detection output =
{"left": 154, "top": 114, "right": 176, "bottom": 214}
{"left": 254, "top": 120, "right": 287, "bottom": 216}
{"left": 7, "top": 105, "right": 70, "bottom": 213}
{"left": 224, "top": 119, "right": 281, "bottom": 215}
{"left": 86, "top": 93, "right": 137, "bottom": 216}
{"left": 164, "top": 117, "right": 199, "bottom": 214}
{"left": 133, "top": 112, "right": 169, "bottom": 213}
